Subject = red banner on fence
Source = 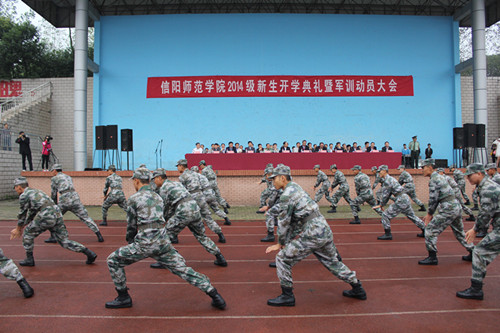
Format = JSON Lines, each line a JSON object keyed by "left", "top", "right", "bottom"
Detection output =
{"left": 147, "top": 75, "right": 413, "bottom": 98}
{"left": 0, "top": 81, "right": 22, "bottom": 98}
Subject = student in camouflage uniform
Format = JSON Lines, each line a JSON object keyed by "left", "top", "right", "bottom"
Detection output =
{"left": 457, "top": 163, "right": 500, "bottom": 300}
{"left": 313, "top": 164, "right": 333, "bottom": 205}
{"left": 471, "top": 188, "right": 480, "bottom": 211}
{"left": 397, "top": 165, "right": 426, "bottom": 211}
{"left": 101, "top": 165, "right": 127, "bottom": 226}
{"left": 473, "top": 163, "right": 500, "bottom": 238}
{"left": 11, "top": 177, "right": 97, "bottom": 267}
{"left": 371, "top": 166, "right": 385, "bottom": 204}
{"left": 327, "top": 164, "right": 352, "bottom": 213}
{"left": 149, "top": 169, "right": 227, "bottom": 268}
{"left": 257, "top": 163, "right": 274, "bottom": 213}
{"left": 199, "top": 160, "right": 230, "bottom": 213}
{"left": 418, "top": 159, "right": 474, "bottom": 265}
{"left": 47, "top": 164, "right": 104, "bottom": 243}
{"left": 259, "top": 183, "right": 283, "bottom": 243}
{"left": 0, "top": 247, "right": 34, "bottom": 298}
{"left": 437, "top": 168, "right": 476, "bottom": 223}
{"left": 265, "top": 164, "right": 366, "bottom": 306}
{"left": 349, "top": 165, "right": 383, "bottom": 224}
{"left": 191, "top": 166, "right": 232, "bottom": 226}
{"left": 450, "top": 166, "right": 471, "bottom": 205}
{"left": 373, "top": 165, "right": 425, "bottom": 240}
{"left": 177, "top": 159, "right": 226, "bottom": 243}
{"left": 105, "top": 167, "right": 226, "bottom": 309}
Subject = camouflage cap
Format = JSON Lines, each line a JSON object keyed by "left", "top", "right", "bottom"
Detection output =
{"left": 107, "top": 165, "right": 116, "bottom": 170}
{"left": 351, "top": 165, "right": 362, "bottom": 171}
{"left": 397, "top": 165, "right": 405, "bottom": 170}
{"left": 313, "top": 164, "right": 320, "bottom": 169}
{"left": 464, "top": 163, "right": 485, "bottom": 176}
{"left": 176, "top": 159, "right": 188, "bottom": 166}
{"left": 13, "top": 177, "right": 28, "bottom": 188}
{"left": 437, "top": 167, "right": 445, "bottom": 173}
{"left": 139, "top": 164, "right": 147, "bottom": 168}
{"left": 151, "top": 168, "right": 166, "bottom": 179}
{"left": 449, "top": 165, "right": 456, "bottom": 170}
{"left": 51, "top": 164, "right": 62, "bottom": 171}
{"left": 131, "top": 167, "right": 151, "bottom": 180}
{"left": 269, "top": 164, "right": 291, "bottom": 179}
{"left": 330, "top": 164, "right": 337, "bottom": 170}
{"left": 199, "top": 160, "right": 206, "bottom": 166}
{"left": 190, "top": 166, "right": 199, "bottom": 172}
{"left": 371, "top": 166, "right": 377, "bottom": 172}
{"left": 421, "top": 158, "right": 435, "bottom": 167}
{"left": 266, "top": 163, "right": 273, "bottom": 168}
{"left": 485, "top": 163, "right": 497, "bottom": 170}
{"left": 378, "top": 165, "right": 388, "bottom": 171}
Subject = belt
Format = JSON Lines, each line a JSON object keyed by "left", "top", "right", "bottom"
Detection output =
{"left": 138, "top": 222, "right": 165, "bottom": 232}
{"left": 60, "top": 188, "right": 75, "bottom": 194}
{"left": 110, "top": 187, "right": 122, "bottom": 190}
{"left": 303, "top": 210, "right": 321, "bottom": 223}
{"left": 190, "top": 189, "right": 202, "bottom": 194}
{"left": 173, "top": 197, "right": 192, "bottom": 210}
{"left": 440, "top": 196, "right": 456, "bottom": 203}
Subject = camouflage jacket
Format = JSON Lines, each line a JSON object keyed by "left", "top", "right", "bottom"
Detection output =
{"left": 453, "top": 169, "right": 466, "bottom": 184}
{"left": 267, "top": 188, "right": 283, "bottom": 218}
{"left": 314, "top": 170, "right": 331, "bottom": 188}
{"left": 428, "top": 171, "right": 456, "bottom": 215}
{"left": 331, "top": 170, "right": 349, "bottom": 190}
{"left": 17, "top": 187, "right": 60, "bottom": 227}
{"left": 179, "top": 169, "right": 202, "bottom": 193}
{"left": 398, "top": 170, "right": 414, "bottom": 185}
{"left": 51, "top": 172, "right": 75, "bottom": 203}
{"left": 125, "top": 185, "right": 166, "bottom": 243}
{"left": 197, "top": 173, "right": 215, "bottom": 196}
{"left": 103, "top": 172, "right": 124, "bottom": 195}
{"left": 372, "top": 171, "right": 384, "bottom": 190}
{"left": 354, "top": 172, "right": 373, "bottom": 196}
{"left": 489, "top": 173, "right": 500, "bottom": 186}
{"left": 260, "top": 175, "right": 273, "bottom": 188}
{"left": 201, "top": 165, "right": 218, "bottom": 187}
{"left": 158, "top": 179, "right": 192, "bottom": 220}
{"left": 443, "top": 174, "right": 461, "bottom": 197}
{"left": 380, "top": 175, "right": 405, "bottom": 206}
{"left": 475, "top": 176, "right": 500, "bottom": 231}
{"left": 277, "top": 181, "right": 322, "bottom": 246}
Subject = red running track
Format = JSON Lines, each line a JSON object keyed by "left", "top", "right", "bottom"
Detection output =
{"left": 0, "top": 218, "right": 498, "bottom": 333}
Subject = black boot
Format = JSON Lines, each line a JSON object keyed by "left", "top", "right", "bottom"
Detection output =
{"left": 170, "top": 234, "right": 179, "bottom": 244}
{"left": 418, "top": 251, "right": 438, "bottom": 265}
{"left": 462, "top": 251, "right": 473, "bottom": 262}
{"left": 207, "top": 288, "right": 226, "bottom": 310}
{"left": 256, "top": 209, "right": 265, "bottom": 214}
{"left": 342, "top": 281, "right": 367, "bottom": 300}
{"left": 83, "top": 248, "right": 97, "bottom": 264}
{"left": 217, "top": 232, "right": 226, "bottom": 243}
{"left": 336, "top": 251, "right": 342, "bottom": 262}
{"left": 105, "top": 288, "right": 133, "bottom": 308}
{"left": 96, "top": 231, "right": 104, "bottom": 242}
{"left": 456, "top": 280, "right": 484, "bottom": 300}
{"left": 226, "top": 203, "right": 231, "bottom": 209}
{"left": 417, "top": 228, "right": 425, "bottom": 238}
{"left": 214, "top": 253, "right": 228, "bottom": 267}
{"left": 224, "top": 217, "right": 232, "bottom": 225}
{"left": 223, "top": 207, "right": 229, "bottom": 214}
{"left": 269, "top": 262, "right": 276, "bottom": 268}
{"left": 150, "top": 262, "right": 166, "bottom": 269}
{"left": 471, "top": 204, "right": 479, "bottom": 211}
{"left": 349, "top": 216, "right": 361, "bottom": 224}
{"left": 476, "top": 229, "right": 487, "bottom": 238}
{"left": 466, "top": 215, "right": 476, "bottom": 221}
{"left": 418, "top": 205, "right": 426, "bottom": 212}
{"left": 17, "top": 278, "right": 34, "bottom": 298}
{"left": 377, "top": 228, "right": 392, "bottom": 240}
{"left": 19, "top": 252, "right": 35, "bottom": 267}
{"left": 464, "top": 200, "right": 471, "bottom": 206}
{"left": 267, "top": 286, "right": 295, "bottom": 307}
{"left": 44, "top": 231, "right": 57, "bottom": 243}
{"left": 261, "top": 232, "right": 275, "bottom": 242}
{"left": 100, "top": 217, "right": 108, "bottom": 226}
{"left": 327, "top": 206, "right": 337, "bottom": 213}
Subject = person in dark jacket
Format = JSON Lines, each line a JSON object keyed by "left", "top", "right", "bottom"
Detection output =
{"left": 15, "top": 131, "right": 33, "bottom": 171}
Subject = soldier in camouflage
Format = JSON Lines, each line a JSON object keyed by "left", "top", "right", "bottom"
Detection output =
{"left": 312, "top": 164, "right": 333, "bottom": 205}
{"left": 257, "top": 163, "right": 274, "bottom": 213}
{"left": 457, "top": 163, "right": 500, "bottom": 300}
{"left": 0, "top": 247, "right": 34, "bottom": 298}
{"left": 349, "top": 165, "right": 383, "bottom": 224}
{"left": 486, "top": 163, "right": 500, "bottom": 185}
{"left": 191, "top": 166, "right": 232, "bottom": 226}
{"left": 177, "top": 159, "right": 227, "bottom": 243}
{"left": 105, "top": 167, "right": 226, "bottom": 310}
{"left": 101, "top": 165, "right": 127, "bottom": 226}
{"left": 371, "top": 166, "right": 385, "bottom": 205}
{"left": 259, "top": 174, "right": 284, "bottom": 243}
{"left": 265, "top": 164, "right": 366, "bottom": 306}
{"left": 11, "top": 177, "right": 97, "bottom": 267}
{"left": 450, "top": 166, "right": 471, "bottom": 205}
{"left": 437, "top": 168, "right": 476, "bottom": 223}
{"left": 47, "top": 164, "right": 104, "bottom": 243}
{"left": 471, "top": 188, "right": 480, "bottom": 211}
{"left": 418, "top": 159, "right": 474, "bottom": 265}
{"left": 199, "top": 160, "right": 230, "bottom": 213}
{"left": 149, "top": 169, "right": 227, "bottom": 268}
{"left": 397, "top": 165, "right": 426, "bottom": 211}
{"left": 327, "top": 164, "right": 352, "bottom": 214}
{"left": 373, "top": 165, "right": 425, "bottom": 240}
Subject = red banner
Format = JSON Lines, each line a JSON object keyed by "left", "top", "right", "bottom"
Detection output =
{"left": 0, "top": 81, "right": 22, "bottom": 98}
{"left": 147, "top": 75, "right": 413, "bottom": 98}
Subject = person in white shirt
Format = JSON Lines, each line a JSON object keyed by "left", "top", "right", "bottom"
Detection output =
{"left": 192, "top": 142, "right": 203, "bottom": 154}
{"left": 493, "top": 137, "right": 500, "bottom": 167}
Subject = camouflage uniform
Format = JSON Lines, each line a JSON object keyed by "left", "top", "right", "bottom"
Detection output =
{"left": 313, "top": 169, "right": 333, "bottom": 204}
{"left": 350, "top": 171, "right": 383, "bottom": 217}
{"left": 490, "top": 173, "right": 500, "bottom": 185}
{"left": 330, "top": 169, "right": 352, "bottom": 208}
{"left": 0, "top": 247, "right": 23, "bottom": 281}
{"left": 379, "top": 174, "right": 425, "bottom": 230}
{"left": 201, "top": 165, "right": 229, "bottom": 208}
{"left": 453, "top": 169, "right": 471, "bottom": 203}
{"left": 51, "top": 172, "right": 100, "bottom": 233}
{"left": 197, "top": 170, "right": 227, "bottom": 219}
{"left": 102, "top": 172, "right": 127, "bottom": 219}
{"left": 107, "top": 184, "right": 216, "bottom": 294}
{"left": 443, "top": 173, "right": 474, "bottom": 216}
{"left": 398, "top": 170, "right": 425, "bottom": 209}
{"left": 259, "top": 172, "right": 273, "bottom": 207}
{"left": 265, "top": 187, "right": 283, "bottom": 234}
{"left": 372, "top": 169, "right": 385, "bottom": 204}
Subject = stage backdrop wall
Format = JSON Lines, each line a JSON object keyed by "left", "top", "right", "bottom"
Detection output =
{"left": 94, "top": 14, "right": 460, "bottom": 170}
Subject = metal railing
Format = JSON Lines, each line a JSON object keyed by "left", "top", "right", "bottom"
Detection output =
{"left": 0, "top": 82, "right": 52, "bottom": 118}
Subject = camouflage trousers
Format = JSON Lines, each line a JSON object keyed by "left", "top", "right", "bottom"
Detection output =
{"left": 276, "top": 218, "right": 358, "bottom": 288}
{"left": 212, "top": 185, "right": 229, "bottom": 208}
{"left": 381, "top": 194, "right": 425, "bottom": 230}
{"left": 166, "top": 200, "right": 220, "bottom": 256}
{"left": 205, "top": 193, "right": 227, "bottom": 219}
{"left": 266, "top": 213, "right": 278, "bottom": 233}
{"left": 192, "top": 192, "right": 222, "bottom": 234}
{"left": 314, "top": 185, "right": 333, "bottom": 205}
{"left": 0, "top": 248, "right": 23, "bottom": 281}
{"left": 403, "top": 183, "right": 425, "bottom": 208}
{"left": 59, "top": 193, "right": 99, "bottom": 233}
{"left": 458, "top": 181, "right": 470, "bottom": 202}
{"left": 260, "top": 187, "right": 272, "bottom": 207}
{"left": 107, "top": 228, "right": 214, "bottom": 293}
{"left": 102, "top": 190, "right": 127, "bottom": 219}
{"left": 330, "top": 186, "right": 352, "bottom": 208}
{"left": 350, "top": 192, "right": 383, "bottom": 217}
{"left": 424, "top": 200, "right": 474, "bottom": 253}
{"left": 23, "top": 210, "right": 86, "bottom": 254}
{"left": 471, "top": 228, "right": 500, "bottom": 283}
{"left": 455, "top": 191, "right": 474, "bottom": 216}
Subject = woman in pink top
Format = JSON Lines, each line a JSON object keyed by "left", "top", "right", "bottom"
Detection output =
{"left": 41, "top": 135, "right": 52, "bottom": 171}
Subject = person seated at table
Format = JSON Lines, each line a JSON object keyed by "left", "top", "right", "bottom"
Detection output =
{"left": 381, "top": 141, "right": 393, "bottom": 152}
{"left": 315, "top": 142, "right": 327, "bottom": 152}
{"left": 346, "top": 144, "right": 352, "bottom": 152}
{"left": 203, "top": 148, "right": 209, "bottom": 154}
{"left": 226, "top": 141, "right": 237, "bottom": 153}
{"left": 280, "top": 141, "right": 292, "bottom": 153}
{"left": 292, "top": 142, "right": 300, "bottom": 153}
{"left": 271, "top": 143, "right": 279, "bottom": 153}
{"left": 334, "top": 142, "right": 343, "bottom": 152}
{"left": 341, "top": 143, "right": 348, "bottom": 152}
{"left": 263, "top": 143, "right": 273, "bottom": 152}
{"left": 352, "top": 142, "right": 361, "bottom": 151}
{"left": 257, "top": 143, "right": 264, "bottom": 153}
{"left": 312, "top": 144, "right": 318, "bottom": 151}
{"left": 245, "top": 141, "right": 256, "bottom": 153}
{"left": 362, "top": 141, "right": 370, "bottom": 152}
{"left": 220, "top": 143, "right": 226, "bottom": 153}
{"left": 235, "top": 142, "right": 243, "bottom": 153}
{"left": 308, "top": 142, "right": 314, "bottom": 151}
{"left": 192, "top": 142, "right": 203, "bottom": 154}
{"left": 328, "top": 143, "right": 334, "bottom": 152}
{"left": 211, "top": 143, "right": 221, "bottom": 152}
{"left": 367, "top": 142, "right": 377, "bottom": 152}
{"left": 299, "top": 140, "right": 309, "bottom": 152}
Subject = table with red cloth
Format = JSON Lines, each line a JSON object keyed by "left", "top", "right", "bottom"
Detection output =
{"left": 185, "top": 152, "right": 402, "bottom": 170}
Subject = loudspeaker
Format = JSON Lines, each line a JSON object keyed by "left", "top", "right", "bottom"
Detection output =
{"left": 453, "top": 127, "right": 465, "bottom": 149}
{"left": 121, "top": 129, "right": 133, "bottom": 152}
{"left": 464, "top": 123, "right": 477, "bottom": 148}
{"left": 435, "top": 159, "right": 448, "bottom": 168}
{"left": 476, "top": 124, "right": 485, "bottom": 148}
{"left": 106, "top": 125, "right": 118, "bottom": 150}
{"left": 95, "top": 126, "right": 106, "bottom": 150}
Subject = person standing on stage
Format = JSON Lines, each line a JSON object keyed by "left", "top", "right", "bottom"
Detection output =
{"left": 409, "top": 135, "right": 420, "bottom": 169}
{"left": 101, "top": 165, "right": 128, "bottom": 226}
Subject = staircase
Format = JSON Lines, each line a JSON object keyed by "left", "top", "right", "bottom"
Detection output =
{"left": 0, "top": 82, "right": 52, "bottom": 122}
